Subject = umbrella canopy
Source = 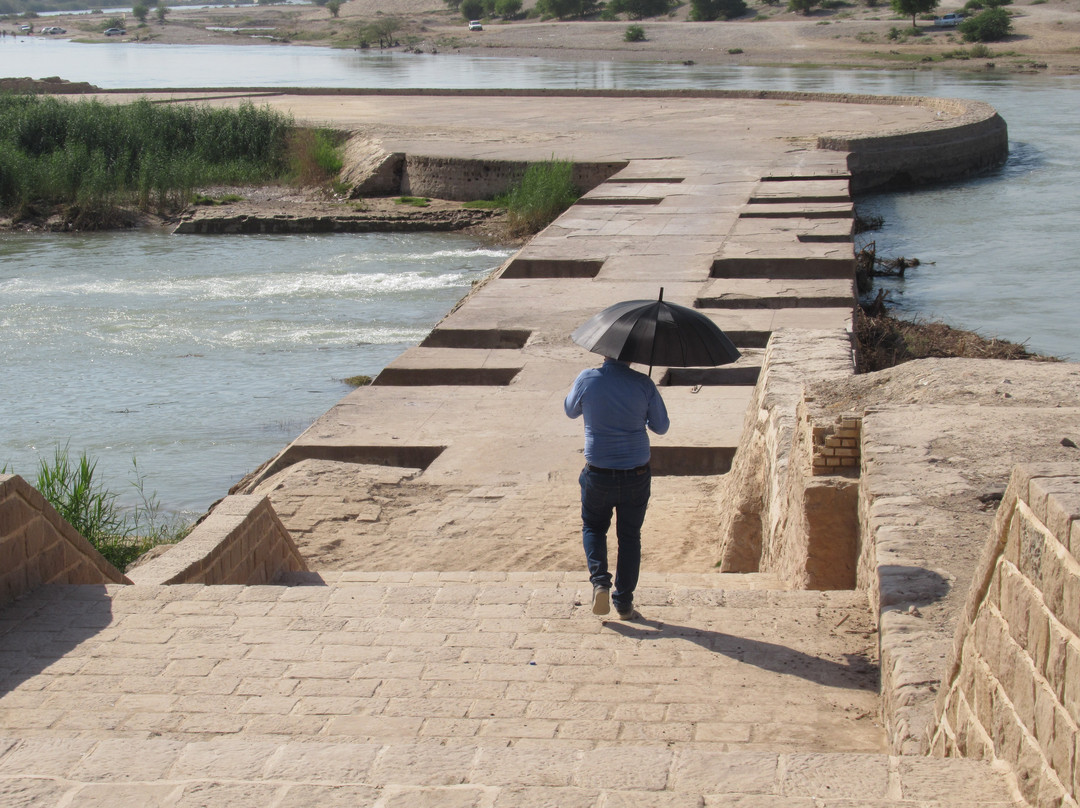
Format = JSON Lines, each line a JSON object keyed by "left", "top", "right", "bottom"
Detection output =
{"left": 571, "top": 289, "right": 741, "bottom": 370}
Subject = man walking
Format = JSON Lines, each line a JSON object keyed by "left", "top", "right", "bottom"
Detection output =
{"left": 564, "top": 357, "right": 669, "bottom": 619}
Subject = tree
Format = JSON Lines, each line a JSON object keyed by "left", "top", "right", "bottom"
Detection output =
{"left": 536, "top": 0, "right": 601, "bottom": 19}
{"left": 443, "top": 0, "right": 462, "bottom": 9}
{"left": 367, "top": 16, "right": 402, "bottom": 47}
{"left": 461, "top": 0, "right": 484, "bottom": 19}
{"left": 690, "top": 0, "right": 746, "bottom": 20}
{"left": 607, "top": 0, "right": 671, "bottom": 19}
{"left": 155, "top": 3, "right": 168, "bottom": 23}
{"left": 132, "top": 3, "right": 148, "bottom": 23}
{"left": 494, "top": 0, "right": 522, "bottom": 17}
{"left": 326, "top": 0, "right": 341, "bottom": 16}
{"left": 787, "top": 0, "right": 817, "bottom": 13}
{"left": 890, "top": 0, "right": 938, "bottom": 28}
{"left": 959, "top": 6, "right": 1011, "bottom": 40}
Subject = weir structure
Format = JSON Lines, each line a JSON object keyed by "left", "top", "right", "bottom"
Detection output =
{"left": 3, "top": 89, "right": 1080, "bottom": 807}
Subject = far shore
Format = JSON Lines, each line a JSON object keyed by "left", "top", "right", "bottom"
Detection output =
{"left": 4, "top": 0, "right": 1079, "bottom": 76}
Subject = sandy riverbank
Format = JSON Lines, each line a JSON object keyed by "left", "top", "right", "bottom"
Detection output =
{"left": 7, "top": 0, "right": 1079, "bottom": 75}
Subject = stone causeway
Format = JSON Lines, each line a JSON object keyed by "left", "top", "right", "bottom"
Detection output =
{"left": 4, "top": 89, "right": 1079, "bottom": 807}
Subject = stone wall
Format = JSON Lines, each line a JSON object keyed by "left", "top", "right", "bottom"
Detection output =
{"left": 128, "top": 495, "right": 308, "bottom": 586}
{"left": 716, "top": 329, "right": 855, "bottom": 579}
{"left": 818, "top": 97, "right": 1008, "bottom": 193}
{"left": 760, "top": 399, "right": 861, "bottom": 590}
{"left": 0, "top": 474, "right": 130, "bottom": 606}
{"left": 402, "top": 156, "right": 626, "bottom": 202}
{"left": 931, "top": 463, "right": 1080, "bottom": 808}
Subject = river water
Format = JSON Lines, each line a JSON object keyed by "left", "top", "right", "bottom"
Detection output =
{"left": 1, "top": 40, "right": 1077, "bottom": 515}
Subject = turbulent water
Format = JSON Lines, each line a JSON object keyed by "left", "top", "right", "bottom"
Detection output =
{"left": 1, "top": 41, "right": 1077, "bottom": 513}
{"left": 0, "top": 231, "right": 514, "bottom": 514}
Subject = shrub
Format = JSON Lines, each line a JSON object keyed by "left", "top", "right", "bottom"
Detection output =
{"left": 959, "top": 6, "right": 1010, "bottom": 41}
{"left": 624, "top": 23, "right": 646, "bottom": 40}
{"left": 788, "top": 0, "right": 818, "bottom": 14}
{"left": 505, "top": 158, "right": 578, "bottom": 236}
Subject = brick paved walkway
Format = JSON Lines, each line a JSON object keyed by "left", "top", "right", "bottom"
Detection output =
{"left": 0, "top": 573, "right": 1017, "bottom": 806}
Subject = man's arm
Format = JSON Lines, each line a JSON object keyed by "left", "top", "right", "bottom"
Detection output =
{"left": 646, "top": 385, "right": 670, "bottom": 435}
{"left": 564, "top": 375, "right": 584, "bottom": 419}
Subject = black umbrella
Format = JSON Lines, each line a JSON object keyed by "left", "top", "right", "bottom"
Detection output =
{"left": 571, "top": 288, "right": 741, "bottom": 374}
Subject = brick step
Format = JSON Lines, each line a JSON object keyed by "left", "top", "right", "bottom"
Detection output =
{"left": 0, "top": 575, "right": 881, "bottom": 754}
{"left": 0, "top": 736, "right": 1018, "bottom": 806}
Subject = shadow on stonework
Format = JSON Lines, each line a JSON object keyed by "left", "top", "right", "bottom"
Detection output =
{"left": 877, "top": 565, "right": 950, "bottom": 609}
{"left": 605, "top": 618, "right": 878, "bottom": 691}
{"left": 0, "top": 585, "right": 115, "bottom": 697}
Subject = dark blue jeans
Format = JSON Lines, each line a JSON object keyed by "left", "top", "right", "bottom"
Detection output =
{"left": 579, "top": 465, "right": 651, "bottom": 612}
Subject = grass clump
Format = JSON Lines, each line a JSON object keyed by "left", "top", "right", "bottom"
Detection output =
{"left": 395, "top": 196, "right": 430, "bottom": 207}
{"left": 462, "top": 198, "right": 506, "bottom": 210}
{"left": 504, "top": 157, "right": 578, "bottom": 236}
{"left": 0, "top": 94, "right": 293, "bottom": 224}
{"left": 343, "top": 374, "right": 373, "bottom": 387}
{"left": 288, "top": 127, "right": 345, "bottom": 186}
{"left": 624, "top": 24, "right": 646, "bottom": 41}
{"left": 31, "top": 446, "right": 190, "bottom": 572}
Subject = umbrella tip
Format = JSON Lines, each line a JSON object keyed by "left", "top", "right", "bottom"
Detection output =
{"left": 658, "top": 287, "right": 664, "bottom": 302}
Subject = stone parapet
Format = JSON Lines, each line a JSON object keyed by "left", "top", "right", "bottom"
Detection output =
{"left": 932, "top": 463, "right": 1080, "bottom": 808}
{"left": 716, "top": 329, "right": 855, "bottom": 577}
{"left": 127, "top": 495, "right": 307, "bottom": 586}
{"left": 0, "top": 474, "right": 130, "bottom": 606}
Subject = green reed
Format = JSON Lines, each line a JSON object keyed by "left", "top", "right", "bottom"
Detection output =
{"left": 504, "top": 157, "right": 579, "bottom": 236}
{"left": 31, "top": 445, "right": 190, "bottom": 573}
{"left": 0, "top": 94, "right": 293, "bottom": 214}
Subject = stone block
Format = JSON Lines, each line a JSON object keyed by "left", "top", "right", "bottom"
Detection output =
{"left": 1046, "top": 622, "right": 1070, "bottom": 703}
{"left": 1006, "top": 514, "right": 1023, "bottom": 567}
{"left": 1016, "top": 732, "right": 1046, "bottom": 806}
{"left": 1051, "top": 705, "right": 1076, "bottom": 788}
{"left": 1035, "top": 681, "right": 1058, "bottom": 760}
{"left": 1063, "top": 641, "right": 1080, "bottom": 727}
{"left": 670, "top": 750, "right": 778, "bottom": 794}
{"left": 991, "top": 699, "right": 1022, "bottom": 765}
{"left": 1031, "top": 609, "right": 1053, "bottom": 678}
{"left": 1010, "top": 643, "right": 1037, "bottom": 735}
{"left": 1000, "top": 564, "right": 1030, "bottom": 650}
{"left": 1062, "top": 570, "right": 1080, "bottom": 638}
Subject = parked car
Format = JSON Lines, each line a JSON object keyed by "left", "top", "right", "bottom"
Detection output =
{"left": 19, "top": 24, "right": 31, "bottom": 32}
{"left": 934, "top": 13, "right": 964, "bottom": 27}
{"left": 468, "top": 20, "right": 482, "bottom": 31}
{"left": 104, "top": 27, "right": 126, "bottom": 36}
{"left": 41, "top": 26, "right": 66, "bottom": 34}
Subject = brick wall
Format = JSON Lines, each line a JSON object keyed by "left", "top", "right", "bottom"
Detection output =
{"left": 127, "top": 495, "right": 308, "bottom": 586}
{"left": 932, "top": 463, "right": 1080, "bottom": 807}
{"left": 0, "top": 474, "right": 130, "bottom": 606}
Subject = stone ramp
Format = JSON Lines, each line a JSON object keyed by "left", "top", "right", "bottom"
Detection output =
{"left": 0, "top": 572, "right": 1019, "bottom": 805}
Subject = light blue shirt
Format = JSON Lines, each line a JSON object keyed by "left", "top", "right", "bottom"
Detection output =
{"left": 564, "top": 359, "right": 670, "bottom": 469}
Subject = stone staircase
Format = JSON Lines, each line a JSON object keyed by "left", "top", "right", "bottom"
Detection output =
{"left": 0, "top": 571, "right": 1019, "bottom": 805}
